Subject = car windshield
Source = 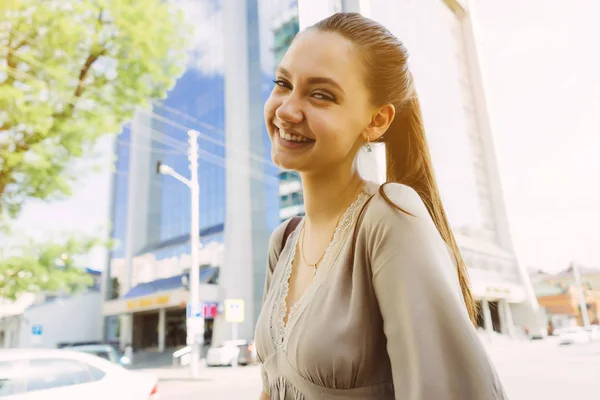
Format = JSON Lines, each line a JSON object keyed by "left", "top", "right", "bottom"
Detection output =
{"left": 88, "top": 351, "right": 111, "bottom": 361}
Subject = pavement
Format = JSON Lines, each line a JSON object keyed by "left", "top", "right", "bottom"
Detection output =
{"left": 145, "top": 337, "right": 600, "bottom": 399}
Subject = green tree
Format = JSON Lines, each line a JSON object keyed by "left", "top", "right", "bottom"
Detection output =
{"left": 0, "top": 233, "right": 109, "bottom": 300}
{"left": 0, "top": 0, "right": 190, "bottom": 218}
{"left": 0, "top": 0, "right": 190, "bottom": 298}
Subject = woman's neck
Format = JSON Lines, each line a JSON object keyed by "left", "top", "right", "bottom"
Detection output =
{"left": 300, "top": 166, "right": 365, "bottom": 226}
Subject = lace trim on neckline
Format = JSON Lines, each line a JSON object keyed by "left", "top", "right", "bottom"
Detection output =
{"left": 272, "top": 186, "right": 373, "bottom": 350}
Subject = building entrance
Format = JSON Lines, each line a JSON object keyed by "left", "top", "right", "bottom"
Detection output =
{"left": 489, "top": 301, "right": 502, "bottom": 333}
{"left": 166, "top": 308, "right": 186, "bottom": 348}
{"left": 133, "top": 311, "right": 159, "bottom": 350}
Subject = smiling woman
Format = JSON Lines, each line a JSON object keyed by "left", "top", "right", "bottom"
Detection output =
{"left": 265, "top": 30, "right": 371, "bottom": 172}
{"left": 255, "top": 12, "right": 507, "bottom": 400}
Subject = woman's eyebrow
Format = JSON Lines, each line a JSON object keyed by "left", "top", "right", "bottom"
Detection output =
{"left": 276, "top": 66, "right": 345, "bottom": 94}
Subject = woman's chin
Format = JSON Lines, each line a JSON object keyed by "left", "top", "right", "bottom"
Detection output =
{"left": 271, "top": 152, "right": 305, "bottom": 172}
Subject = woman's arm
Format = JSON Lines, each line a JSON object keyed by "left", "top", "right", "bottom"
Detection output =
{"left": 368, "top": 184, "right": 507, "bottom": 400}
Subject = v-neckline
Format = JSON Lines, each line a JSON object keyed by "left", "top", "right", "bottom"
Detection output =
{"left": 271, "top": 183, "right": 376, "bottom": 350}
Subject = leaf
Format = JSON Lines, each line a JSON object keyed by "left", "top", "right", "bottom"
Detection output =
{"left": 0, "top": 0, "right": 192, "bottom": 218}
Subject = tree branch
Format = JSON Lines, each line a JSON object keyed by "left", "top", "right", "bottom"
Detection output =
{"left": 72, "top": 48, "right": 106, "bottom": 103}
{"left": 68, "top": 7, "right": 108, "bottom": 112}
{"left": 5, "top": 31, "right": 35, "bottom": 86}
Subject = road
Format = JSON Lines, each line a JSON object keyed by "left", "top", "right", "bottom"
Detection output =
{"left": 490, "top": 337, "right": 600, "bottom": 399}
{"left": 151, "top": 338, "right": 600, "bottom": 399}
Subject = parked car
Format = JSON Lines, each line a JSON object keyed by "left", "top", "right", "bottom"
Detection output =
{"left": 206, "top": 340, "right": 257, "bottom": 367}
{"left": 558, "top": 327, "right": 591, "bottom": 345}
{"left": 584, "top": 325, "right": 600, "bottom": 340}
{"left": 0, "top": 349, "right": 158, "bottom": 399}
{"left": 65, "top": 344, "right": 131, "bottom": 367}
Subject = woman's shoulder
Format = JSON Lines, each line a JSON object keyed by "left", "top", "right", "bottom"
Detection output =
{"left": 268, "top": 217, "right": 301, "bottom": 253}
{"left": 364, "top": 182, "right": 430, "bottom": 222}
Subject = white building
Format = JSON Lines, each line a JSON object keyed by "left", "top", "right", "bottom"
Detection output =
{"left": 285, "top": 0, "right": 542, "bottom": 336}
{"left": 0, "top": 278, "right": 103, "bottom": 350}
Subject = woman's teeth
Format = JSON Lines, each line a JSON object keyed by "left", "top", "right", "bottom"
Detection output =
{"left": 279, "top": 129, "right": 312, "bottom": 143}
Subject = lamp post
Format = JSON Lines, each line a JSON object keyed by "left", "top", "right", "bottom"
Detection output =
{"left": 157, "top": 129, "right": 203, "bottom": 378}
{"left": 571, "top": 262, "right": 591, "bottom": 329}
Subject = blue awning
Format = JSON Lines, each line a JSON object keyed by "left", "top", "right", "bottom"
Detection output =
{"left": 122, "top": 267, "right": 219, "bottom": 299}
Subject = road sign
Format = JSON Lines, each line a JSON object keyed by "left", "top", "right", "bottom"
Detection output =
{"left": 31, "top": 324, "right": 43, "bottom": 346}
{"left": 225, "top": 299, "right": 245, "bottom": 323}
{"left": 186, "top": 302, "right": 205, "bottom": 319}
{"left": 31, "top": 325, "right": 43, "bottom": 336}
{"left": 186, "top": 302, "right": 218, "bottom": 319}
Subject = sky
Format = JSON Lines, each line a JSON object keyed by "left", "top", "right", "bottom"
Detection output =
{"left": 474, "top": 0, "right": 599, "bottom": 271}
{"left": 11, "top": 0, "right": 599, "bottom": 273}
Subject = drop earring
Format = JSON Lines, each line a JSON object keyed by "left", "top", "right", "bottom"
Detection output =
{"left": 365, "top": 136, "right": 372, "bottom": 152}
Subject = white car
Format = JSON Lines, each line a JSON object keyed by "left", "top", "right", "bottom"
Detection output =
{"left": 558, "top": 327, "right": 591, "bottom": 345}
{"left": 206, "top": 340, "right": 256, "bottom": 367}
{"left": 0, "top": 349, "right": 158, "bottom": 399}
{"left": 584, "top": 325, "right": 600, "bottom": 341}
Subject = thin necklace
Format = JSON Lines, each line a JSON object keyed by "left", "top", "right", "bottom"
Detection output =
{"left": 300, "top": 181, "right": 365, "bottom": 277}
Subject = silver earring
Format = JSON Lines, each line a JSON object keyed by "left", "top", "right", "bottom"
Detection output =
{"left": 365, "top": 138, "right": 372, "bottom": 152}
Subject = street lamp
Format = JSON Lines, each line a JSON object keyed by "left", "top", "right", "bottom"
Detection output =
{"left": 157, "top": 130, "right": 203, "bottom": 379}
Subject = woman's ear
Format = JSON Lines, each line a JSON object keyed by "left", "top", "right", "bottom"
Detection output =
{"left": 362, "top": 103, "right": 395, "bottom": 142}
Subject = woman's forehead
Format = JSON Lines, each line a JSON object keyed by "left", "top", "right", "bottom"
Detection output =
{"left": 280, "top": 30, "right": 363, "bottom": 87}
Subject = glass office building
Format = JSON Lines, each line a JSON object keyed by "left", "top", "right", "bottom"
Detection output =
{"left": 103, "top": 0, "right": 281, "bottom": 350}
{"left": 271, "top": 1, "right": 305, "bottom": 222}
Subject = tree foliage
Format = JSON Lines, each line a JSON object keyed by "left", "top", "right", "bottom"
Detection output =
{"left": 0, "top": 233, "right": 109, "bottom": 300}
{"left": 0, "top": 0, "right": 191, "bottom": 218}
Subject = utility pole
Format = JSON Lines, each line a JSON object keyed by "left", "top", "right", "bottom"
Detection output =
{"left": 157, "top": 129, "right": 203, "bottom": 378}
{"left": 571, "top": 262, "right": 591, "bottom": 328}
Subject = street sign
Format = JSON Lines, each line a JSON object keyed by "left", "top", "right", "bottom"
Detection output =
{"left": 31, "top": 324, "right": 43, "bottom": 346}
{"left": 31, "top": 325, "right": 43, "bottom": 336}
{"left": 225, "top": 299, "right": 245, "bottom": 323}
{"left": 186, "top": 302, "right": 218, "bottom": 319}
{"left": 186, "top": 302, "right": 205, "bottom": 319}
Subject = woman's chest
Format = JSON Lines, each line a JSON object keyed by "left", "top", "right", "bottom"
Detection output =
{"left": 256, "top": 251, "right": 391, "bottom": 388}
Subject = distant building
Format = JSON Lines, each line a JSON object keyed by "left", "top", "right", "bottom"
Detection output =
{"left": 533, "top": 265, "right": 600, "bottom": 290}
{"left": 531, "top": 266, "right": 600, "bottom": 331}
{"left": 0, "top": 269, "right": 102, "bottom": 349}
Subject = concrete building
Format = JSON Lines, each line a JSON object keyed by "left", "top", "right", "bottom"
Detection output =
{"left": 532, "top": 265, "right": 600, "bottom": 290}
{"left": 534, "top": 284, "right": 600, "bottom": 331}
{"left": 0, "top": 269, "right": 103, "bottom": 349}
{"left": 273, "top": 0, "right": 542, "bottom": 336}
{"left": 531, "top": 265, "right": 600, "bottom": 331}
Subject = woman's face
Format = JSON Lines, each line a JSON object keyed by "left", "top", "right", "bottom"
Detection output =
{"left": 264, "top": 30, "right": 375, "bottom": 173}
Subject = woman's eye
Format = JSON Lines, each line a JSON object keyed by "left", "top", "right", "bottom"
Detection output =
{"left": 312, "top": 92, "right": 335, "bottom": 102}
{"left": 273, "top": 79, "right": 291, "bottom": 89}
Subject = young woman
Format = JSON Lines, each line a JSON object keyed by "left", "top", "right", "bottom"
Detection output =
{"left": 255, "top": 12, "right": 507, "bottom": 400}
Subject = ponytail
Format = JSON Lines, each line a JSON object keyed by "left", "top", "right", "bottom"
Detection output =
{"left": 312, "top": 12, "right": 478, "bottom": 324}
{"left": 380, "top": 95, "right": 478, "bottom": 325}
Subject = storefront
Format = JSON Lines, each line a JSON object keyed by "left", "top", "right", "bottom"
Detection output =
{"left": 102, "top": 280, "right": 220, "bottom": 352}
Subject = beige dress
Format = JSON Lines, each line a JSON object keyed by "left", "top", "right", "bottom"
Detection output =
{"left": 255, "top": 182, "right": 508, "bottom": 399}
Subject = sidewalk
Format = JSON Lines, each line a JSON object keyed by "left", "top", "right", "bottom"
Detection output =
{"left": 142, "top": 360, "right": 210, "bottom": 382}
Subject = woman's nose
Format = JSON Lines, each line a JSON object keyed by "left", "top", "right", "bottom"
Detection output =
{"left": 275, "top": 95, "right": 304, "bottom": 124}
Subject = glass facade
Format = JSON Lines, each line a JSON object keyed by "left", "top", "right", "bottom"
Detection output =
{"left": 271, "top": 1, "right": 304, "bottom": 223}
{"left": 109, "top": 129, "right": 130, "bottom": 262}
{"left": 273, "top": 14, "right": 299, "bottom": 65}
{"left": 107, "top": 0, "right": 279, "bottom": 306}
